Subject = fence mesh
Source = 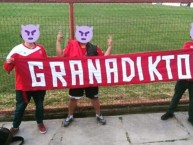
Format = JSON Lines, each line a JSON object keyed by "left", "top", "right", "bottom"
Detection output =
{"left": 0, "top": 1, "right": 192, "bottom": 112}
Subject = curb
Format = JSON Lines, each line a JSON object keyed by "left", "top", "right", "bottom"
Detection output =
{"left": 0, "top": 103, "right": 188, "bottom": 122}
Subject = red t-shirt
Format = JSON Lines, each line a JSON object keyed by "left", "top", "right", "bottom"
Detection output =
{"left": 3, "top": 43, "right": 47, "bottom": 90}
{"left": 63, "top": 40, "right": 104, "bottom": 57}
{"left": 183, "top": 41, "right": 193, "bottom": 50}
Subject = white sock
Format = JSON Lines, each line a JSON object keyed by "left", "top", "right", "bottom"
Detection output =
{"left": 96, "top": 114, "right": 100, "bottom": 117}
{"left": 68, "top": 115, "right": 73, "bottom": 119}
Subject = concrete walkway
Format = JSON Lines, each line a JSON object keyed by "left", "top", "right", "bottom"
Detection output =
{"left": 1, "top": 112, "right": 193, "bottom": 145}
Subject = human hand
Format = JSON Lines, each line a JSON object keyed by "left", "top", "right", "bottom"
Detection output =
{"left": 57, "top": 31, "right": 64, "bottom": 42}
{"left": 107, "top": 35, "right": 112, "bottom": 48}
{"left": 6, "top": 58, "right": 14, "bottom": 64}
{"left": 104, "top": 35, "right": 113, "bottom": 56}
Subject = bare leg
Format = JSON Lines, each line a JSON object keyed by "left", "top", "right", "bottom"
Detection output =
{"left": 68, "top": 98, "right": 77, "bottom": 115}
{"left": 63, "top": 98, "right": 77, "bottom": 127}
{"left": 91, "top": 98, "right": 106, "bottom": 125}
{"left": 91, "top": 98, "right": 100, "bottom": 114}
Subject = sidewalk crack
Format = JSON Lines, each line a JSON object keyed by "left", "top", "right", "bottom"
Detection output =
{"left": 141, "top": 138, "right": 189, "bottom": 144}
{"left": 175, "top": 116, "right": 191, "bottom": 136}
{"left": 126, "top": 131, "right": 131, "bottom": 143}
{"left": 118, "top": 116, "right": 132, "bottom": 144}
{"left": 118, "top": 116, "right": 123, "bottom": 123}
{"left": 48, "top": 133, "right": 63, "bottom": 145}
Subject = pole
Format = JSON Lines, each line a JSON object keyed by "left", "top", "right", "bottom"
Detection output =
{"left": 69, "top": 3, "right": 75, "bottom": 40}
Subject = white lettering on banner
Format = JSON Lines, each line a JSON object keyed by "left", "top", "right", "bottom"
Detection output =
{"left": 69, "top": 60, "right": 84, "bottom": 85}
{"left": 105, "top": 58, "right": 118, "bottom": 83}
{"left": 49, "top": 62, "right": 67, "bottom": 87}
{"left": 136, "top": 57, "right": 144, "bottom": 81}
{"left": 162, "top": 55, "right": 174, "bottom": 79}
{"left": 24, "top": 52, "right": 193, "bottom": 90}
{"left": 88, "top": 59, "right": 102, "bottom": 84}
{"left": 177, "top": 55, "right": 191, "bottom": 79}
{"left": 148, "top": 56, "right": 163, "bottom": 81}
{"left": 28, "top": 61, "right": 46, "bottom": 87}
{"left": 122, "top": 57, "right": 135, "bottom": 82}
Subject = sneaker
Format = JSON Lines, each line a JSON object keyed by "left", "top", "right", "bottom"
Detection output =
{"left": 63, "top": 116, "right": 73, "bottom": 127}
{"left": 188, "top": 118, "right": 193, "bottom": 126}
{"left": 96, "top": 115, "right": 106, "bottom": 125}
{"left": 10, "top": 127, "right": 19, "bottom": 135}
{"left": 38, "top": 123, "right": 47, "bottom": 134}
{"left": 161, "top": 112, "right": 174, "bottom": 120}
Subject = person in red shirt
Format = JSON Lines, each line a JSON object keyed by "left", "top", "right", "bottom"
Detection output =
{"left": 3, "top": 24, "right": 47, "bottom": 134}
{"left": 161, "top": 24, "right": 193, "bottom": 126}
{"left": 56, "top": 26, "right": 112, "bottom": 127}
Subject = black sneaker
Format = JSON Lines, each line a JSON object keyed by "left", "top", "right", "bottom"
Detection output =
{"left": 63, "top": 116, "right": 73, "bottom": 127}
{"left": 96, "top": 115, "right": 106, "bottom": 125}
{"left": 188, "top": 118, "right": 193, "bottom": 126}
{"left": 161, "top": 112, "right": 174, "bottom": 120}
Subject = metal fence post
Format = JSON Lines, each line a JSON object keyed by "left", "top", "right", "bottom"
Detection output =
{"left": 69, "top": 2, "right": 75, "bottom": 40}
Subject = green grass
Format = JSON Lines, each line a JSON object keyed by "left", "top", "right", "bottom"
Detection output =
{"left": 0, "top": 3, "right": 192, "bottom": 110}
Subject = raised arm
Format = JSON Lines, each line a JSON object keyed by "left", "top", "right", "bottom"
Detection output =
{"left": 104, "top": 35, "right": 113, "bottom": 56}
{"left": 56, "top": 31, "right": 64, "bottom": 57}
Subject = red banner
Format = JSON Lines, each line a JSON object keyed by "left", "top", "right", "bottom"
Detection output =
{"left": 15, "top": 49, "right": 193, "bottom": 91}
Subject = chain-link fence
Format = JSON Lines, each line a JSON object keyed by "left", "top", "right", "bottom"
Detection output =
{"left": 0, "top": 1, "right": 192, "bottom": 113}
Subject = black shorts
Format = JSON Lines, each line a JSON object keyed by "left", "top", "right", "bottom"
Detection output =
{"left": 69, "top": 87, "right": 98, "bottom": 99}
